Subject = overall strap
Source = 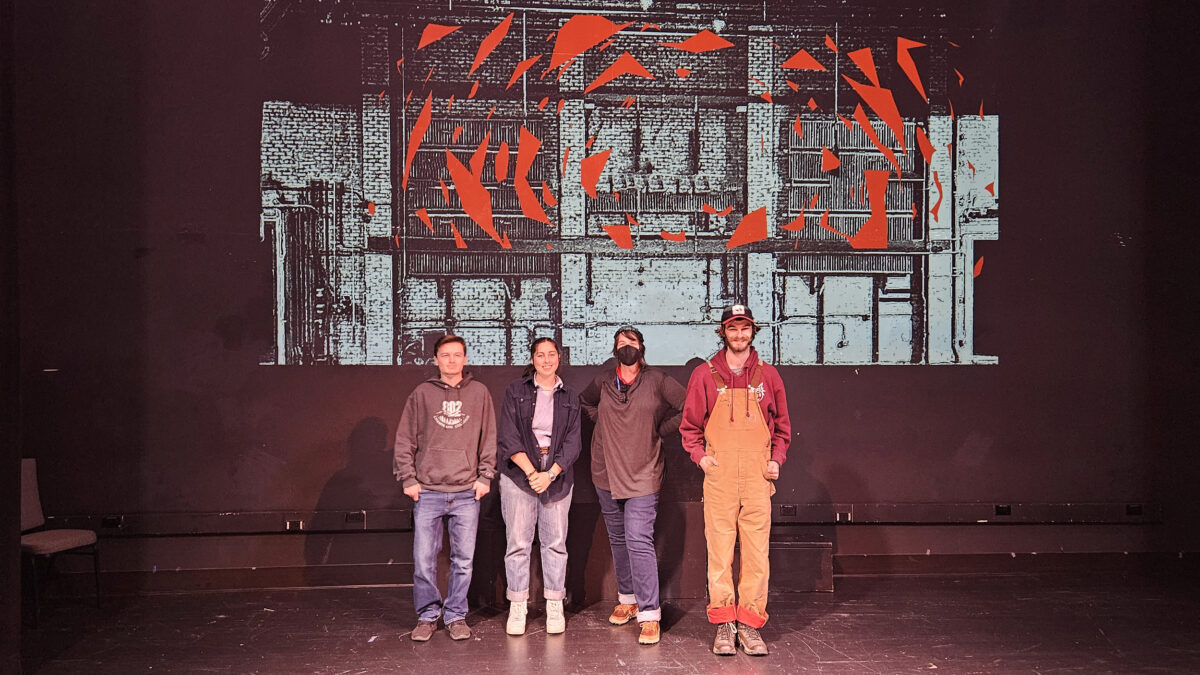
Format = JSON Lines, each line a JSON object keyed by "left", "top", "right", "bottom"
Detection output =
{"left": 706, "top": 360, "right": 728, "bottom": 391}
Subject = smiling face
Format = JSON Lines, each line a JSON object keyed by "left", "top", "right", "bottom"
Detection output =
{"left": 531, "top": 339, "right": 560, "bottom": 380}
{"left": 721, "top": 319, "right": 756, "bottom": 354}
{"left": 434, "top": 340, "right": 467, "bottom": 381}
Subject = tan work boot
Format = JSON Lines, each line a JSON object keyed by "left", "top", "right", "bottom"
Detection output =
{"left": 736, "top": 622, "right": 768, "bottom": 656}
{"left": 712, "top": 621, "right": 736, "bottom": 655}
{"left": 608, "top": 603, "right": 638, "bottom": 625}
{"left": 638, "top": 620, "right": 660, "bottom": 645}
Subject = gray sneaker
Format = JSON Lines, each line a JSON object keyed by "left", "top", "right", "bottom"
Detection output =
{"left": 447, "top": 619, "right": 472, "bottom": 641}
{"left": 712, "top": 622, "right": 736, "bottom": 655}
{"left": 736, "top": 622, "right": 768, "bottom": 656}
{"left": 411, "top": 620, "right": 436, "bottom": 642}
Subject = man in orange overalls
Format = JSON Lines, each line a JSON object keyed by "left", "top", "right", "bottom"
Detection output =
{"left": 680, "top": 304, "right": 791, "bottom": 656}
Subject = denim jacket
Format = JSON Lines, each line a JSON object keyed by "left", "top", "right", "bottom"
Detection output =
{"left": 496, "top": 374, "right": 582, "bottom": 502}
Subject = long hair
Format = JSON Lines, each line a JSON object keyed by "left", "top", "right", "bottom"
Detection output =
{"left": 522, "top": 336, "right": 561, "bottom": 377}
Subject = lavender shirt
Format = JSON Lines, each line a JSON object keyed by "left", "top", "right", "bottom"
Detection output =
{"left": 531, "top": 376, "right": 563, "bottom": 451}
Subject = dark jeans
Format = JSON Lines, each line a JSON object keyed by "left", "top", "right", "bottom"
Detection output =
{"left": 596, "top": 488, "right": 660, "bottom": 622}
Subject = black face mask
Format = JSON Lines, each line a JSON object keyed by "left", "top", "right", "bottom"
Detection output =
{"left": 616, "top": 345, "right": 641, "bottom": 366}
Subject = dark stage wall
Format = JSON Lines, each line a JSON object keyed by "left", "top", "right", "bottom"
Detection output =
{"left": 10, "top": 0, "right": 1200, "bottom": 602}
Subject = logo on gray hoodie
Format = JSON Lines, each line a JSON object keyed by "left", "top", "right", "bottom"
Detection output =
{"left": 434, "top": 400, "right": 469, "bottom": 429}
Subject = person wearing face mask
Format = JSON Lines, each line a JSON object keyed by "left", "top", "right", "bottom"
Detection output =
{"left": 495, "top": 337, "right": 582, "bottom": 636}
{"left": 579, "top": 326, "right": 686, "bottom": 645}
{"left": 679, "top": 305, "right": 791, "bottom": 657}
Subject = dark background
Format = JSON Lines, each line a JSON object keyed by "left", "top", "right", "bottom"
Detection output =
{"left": 5, "top": 0, "right": 1200, "bottom": 668}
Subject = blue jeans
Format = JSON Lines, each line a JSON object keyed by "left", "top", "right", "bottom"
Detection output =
{"left": 412, "top": 488, "right": 480, "bottom": 623}
{"left": 596, "top": 488, "right": 660, "bottom": 622}
{"left": 499, "top": 472, "right": 573, "bottom": 602}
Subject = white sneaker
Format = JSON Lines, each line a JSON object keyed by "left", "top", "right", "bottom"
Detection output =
{"left": 506, "top": 600, "right": 527, "bottom": 635}
{"left": 546, "top": 599, "right": 566, "bottom": 634}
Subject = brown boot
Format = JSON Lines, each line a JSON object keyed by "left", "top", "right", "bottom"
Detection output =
{"left": 638, "top": 620, "right": 660, "bottom": 645}
{"left": 608, "top": 603, "right": 638, "bottom": 625}
{"left": 712, "top": 622, "right": 736, "bottom": 655}
{"left": 736, "top": 622, "right": 768, "bottom": 656}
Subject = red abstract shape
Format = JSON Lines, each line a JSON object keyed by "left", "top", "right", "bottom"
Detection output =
{"left": 930, "top": 170, "right": 943, "bottom": 222}
{"left": 546, "top": 243, "right": 554, "bottom": 250}
{"left": 486, "top": 104, "right": 497, "bottom": 120}
{"left": 556, "top": 98, "right": 566, "bottom": 115}
{"left": 911, "top": 202, "right": 917, "bottom": 220}
{"left": 967, "top": 161, "right": 976, "bottom": 177}
{"left": 548, "top": 15, "right": 630, "bottom": 72}
{"left": 367, "top": 201, "right": 376, "bottom": 215}
{"left": 979, "top": 100, "right": 985, "bottom": 120}
{"left": 792, "top": 115, "right": 804, "bottom": 139}
{"left": 838, "top": 114, "right": 853, "bottom": 131}
{"left": 416, "top": 208, "right": 434, "bottom": 232}
{"left": 469, "top": 13, "right": 513, "bottom": 75}
{"left": 452, "top": 126, "right": 464, "bottom": 143}
{"left": 561, "top": 147, "right": 570, "bottom": 175}
{"left": 538, "top": 96, "right": 549, "bottom": 110}
{"left": 949, "top": 40, "right": 960, "bottom": 48}
{"left": 750, "top": 76, "right": 767, "bottom": 88}
{"left": 580, "top": 149, "right": 611, "bottom": 199}
{"left": 500, "top": 232, "right": 512, "bottom": 249}
{"left": 402, "top": 93, "right": 433, "bottom": 190}
{"left": 424, "top": 65, "right": 435, "bottom": 84}
{"left": 496, "top": 141, "right": 510, "bottom": 182}
{"left": 973, "top": 256, "right": 984, "bottom": 278}
{"left": 726, "top": 207, "right": 768, "bottom": 249}
{"left": 781, "top": 48, "right": 827, "bottom": 71}
{"left": 915, "top": 126, "right": 935, "bottom": 164}
{"left": 823, "top": 169, "right": 891, "bottom": 249}
{"left": 760, "top": 91, "right": 774, "bottom": 104}
{"left": 985, "top": 182, "right": 995, "bottom": 196}
{"left": 395, "top": 58, "right": 404, "bottom": 73}
{"left": 852, "top": 103, "right": 901, "bottom": 178}
{"left": 419, "top": 23, "right": 461, "bottom": 49}
{"left": 948, "top": 98, "right": 955, "bottom": 121}
{"left": 809, "top": 194, "right": 820, "bottom": 209}
{"left": 625, "top": 212, "right": 640, "bottom": 227}
{"left": 781, "top": 208, "right": 806, "bottom": 231}
{"left": 468, "top": 81, "right": 480, "bottom": 99}
{"left": 377, "top": 90, "right": 387, "bottom": 104}
{"left": 602, "top": 224, "right": 634, "bottom": 249}
{"left": 439, "top": 178, "right": 451, "bottom": 205}
{"left": 843, "top": 76, "right": 907, "bottom": 154}
{"left": 584, "top": 52, "right": 655, "bottom": 94}
{"left": 846, "top": 48, "right": 880, "bottom": 87}
{"left": 542, "top": 181, "right": 558, "bottom": 207}
{"left": 405, "top": 90, "right": 414, "bottom": 104}
{"left": 896, "top": 37, "right": 928, "bottom": 103}
{"left": 807, "top": 97, "right": 820, "bottom": 111}
{"left": 599, "top": 38, "right": 615, "bottom": 51}
{"left": 702, "top": 203, "right": 734, "bottom": 217}
{"left": 515, "top": 126, "right": 551, "bottom": 225}
{"left": 507, "top": 55, "right": 542, "bottom": 90}
{"left": 446, "top": 150, "right": 504, "bottom": 245}
{"left": 786, "top": 79, "right": 799, "bottom": 91}
{"left": 447, "top": 94, "right": 455, "bottom": 111}
{"left": 621, "top": 96, "right": 636, "bottom": 108}
{"left": 450, "top": 222, "right": 468, "bottom": 249}
{"left": 586, "top": 135, "right": 596, "bottom": 149}
{"left": 660, "top": 29, "right": 734, "bottom": 53}
{"left": 821, "top": 146, "right": 840, "bottom": 172}
{"left": 676, "top": 67, "right": 692, "bottom": 78}
{"left": 661, "top": 230, "right": 687, "bottom": 242}
{"left": 824, "top": 34, "right": 838, "bottom": 53}
{"left": 469, "top": 131, "right": 490, "bottom": 176}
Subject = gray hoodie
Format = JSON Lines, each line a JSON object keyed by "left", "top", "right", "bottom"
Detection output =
{"left": 393, "top": 372, "right": 497, "bottom": 492}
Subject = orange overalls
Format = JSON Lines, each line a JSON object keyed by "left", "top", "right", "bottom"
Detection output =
{"left": 702, "top": 360, "right": 774, "bottom": 628}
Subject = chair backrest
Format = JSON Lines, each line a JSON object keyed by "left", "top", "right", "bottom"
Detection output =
{"left": 21, "top": 458, "right": 46, "bottom": 532}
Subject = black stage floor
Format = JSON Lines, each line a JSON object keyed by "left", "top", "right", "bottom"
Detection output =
{"left": 22, "top": 572, "right": 1200, "bottom": 673}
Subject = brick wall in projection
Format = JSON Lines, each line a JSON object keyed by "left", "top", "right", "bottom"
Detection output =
{"left": 259, "top": 0, "right": 998, "bottom": 366}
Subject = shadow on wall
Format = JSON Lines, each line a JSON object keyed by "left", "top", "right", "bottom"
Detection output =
{"left": 303, "top": 417, "right": 406, "bottom": 584}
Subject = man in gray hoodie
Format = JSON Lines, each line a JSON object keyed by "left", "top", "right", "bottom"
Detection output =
{"left": 394, "top": 334, "right": 497, "bottom": 642}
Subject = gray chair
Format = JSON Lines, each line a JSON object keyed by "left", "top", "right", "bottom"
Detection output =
{"left": 20, "top": 458, "right": 100, "bottom": 625}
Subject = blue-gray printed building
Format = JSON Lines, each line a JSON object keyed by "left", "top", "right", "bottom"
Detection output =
{"left": 259, "top": 0, "right": 998, "bottom": 366}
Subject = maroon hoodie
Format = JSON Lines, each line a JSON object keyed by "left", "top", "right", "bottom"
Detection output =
{"left": 679, "top": 348, "right": 791, "bottom": 467}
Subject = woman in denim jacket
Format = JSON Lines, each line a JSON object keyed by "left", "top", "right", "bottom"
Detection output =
{"left": 496, "top": 337, "right": 582, "bottom": 635}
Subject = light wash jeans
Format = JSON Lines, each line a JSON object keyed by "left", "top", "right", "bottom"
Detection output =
{"left": 412, "top": 488, "right": 479, "bottom": 623}
{"left": 499, "top": 472, "right": 573, "bottom": 601}
{"left": 596, "top": 488, "right": 661, "bottom": 622}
